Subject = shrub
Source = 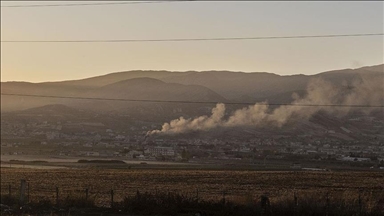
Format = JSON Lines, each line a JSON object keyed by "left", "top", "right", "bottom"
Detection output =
{"left": 0, "top": 195, "right": 18, "bottom": 206}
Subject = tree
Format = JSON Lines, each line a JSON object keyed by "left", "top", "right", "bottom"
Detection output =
{"left": 370, "top": 156, "right": 378, "bottom": 161}
{"left": 181, "top": 149, "right": 191, "bottom": 161}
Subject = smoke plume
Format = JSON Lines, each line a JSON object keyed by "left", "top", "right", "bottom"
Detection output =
{"left": 148, "top": 74, "right": 383, "bottom": 135}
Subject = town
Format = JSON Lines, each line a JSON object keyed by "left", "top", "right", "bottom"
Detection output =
{"left": 2, "top": 112, "right": 384, "bottom": 170}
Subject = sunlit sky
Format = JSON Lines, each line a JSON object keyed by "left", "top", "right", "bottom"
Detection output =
{"left": 1, "top": 1, "right": 383, "bottom": 82}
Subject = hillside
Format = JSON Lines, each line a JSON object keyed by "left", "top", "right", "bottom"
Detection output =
{"left": 84, "top": 77, "right": 227, "bottom": 102}
{"left": 1, "top": 65, "right": 383, "bottom": 141}
{"left": 1, "top": 77, "right": 227, "bottom": 120}
{"left": 11, "top": 64, "right": 381, "bottom": 102}
{"left": 1, "top": 64, "right": 383, "bottom": 114}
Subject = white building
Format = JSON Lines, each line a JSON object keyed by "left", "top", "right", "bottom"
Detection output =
{"left": 338, "top": 156, "right": 371, "bottom": 162}
{"left": 126, "top": 150, "right": 143, "bottom": 158}
{"left": 147, "top": 147, "right": 175, "bottom": 156}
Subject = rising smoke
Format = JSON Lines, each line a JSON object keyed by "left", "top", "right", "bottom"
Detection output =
{"left": 148, "top": 74, "right": 383, "bottom": 135}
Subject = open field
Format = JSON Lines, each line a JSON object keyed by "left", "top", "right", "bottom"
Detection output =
{"left": 2, "top": 154, "right": 381, "bottom": 172}
{"left": 2, "top": 168, "right": 384, "bottom": 208}
{"left": 0, "top": 155, "right": 193, "bottom": 166}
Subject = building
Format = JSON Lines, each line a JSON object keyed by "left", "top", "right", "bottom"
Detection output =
{"left": 291, "top": 163, "right": 302, "bottom": 169}
{"left": 147, "top": 147, "right": 175, "bottom": 156}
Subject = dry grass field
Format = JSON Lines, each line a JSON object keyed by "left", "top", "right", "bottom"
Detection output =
{"left": 1, "top": 168, "right": 384, "bottom": 208}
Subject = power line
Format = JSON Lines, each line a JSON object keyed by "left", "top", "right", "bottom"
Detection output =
{"left": 2, "top": 33, "right": 382, "bottom": 43}
{"left": 0, "top": 1, "right": 188, "bottom": 8}
{"left": 2, "top": 93, "right": 383, "bottom": 108}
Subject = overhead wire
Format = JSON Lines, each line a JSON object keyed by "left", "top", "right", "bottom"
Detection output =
{"left": 1, "top": 93, "right": 383, "bottom": 108}
{"left": 1, "top": 33, "right": 383, "bottom": 43}
{"left": 0, "top": 1, "right": 189, "bottom": 8}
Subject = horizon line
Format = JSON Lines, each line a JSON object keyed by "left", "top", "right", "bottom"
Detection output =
{"left": 1, "top": 63, "right": 383, "bottom": 83}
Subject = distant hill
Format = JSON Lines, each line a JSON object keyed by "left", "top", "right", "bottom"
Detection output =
{"left": 358, "top": 64, "right": 384, "bottom": 72}
{"left": 15, "top": 104, "right": 85, "bottom": 115}
{"left": 49, "top": 70, "right": 174, "bottom": 87}
{"left": 84, "top": 77, "right": 227, "bottom": 102}
{"left": 1, "top": 77, "right": 227, "bottom": 119}
{"left": 31, "top": 65, "right": 384, "bottom": 101}
{"left": 69, "top": 77, "right": 228, "bottom": 117}
{"left": 1, "top": 64, "right": 383, "bottom": 114}
{"left": 0, "top": 104, "right": 97, "bottom": 125}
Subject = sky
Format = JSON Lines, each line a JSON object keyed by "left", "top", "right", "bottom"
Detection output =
{"left": 1, "top": 1, "right": 383, "bottom": 82}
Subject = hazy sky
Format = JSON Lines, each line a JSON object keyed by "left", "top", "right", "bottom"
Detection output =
{"left": 1, "top": 1, "right": 383, "bottom": 82}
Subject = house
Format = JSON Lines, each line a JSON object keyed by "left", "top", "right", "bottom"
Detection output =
{"left": 116, "top": 135, "right": 125, "bottom": 140}
{"left": 338, "top": 156, "right": 371, "bottom": 162}
{"left": 239, "top": 146, "right": 251, "bottom": 153}
{"left": 105, "top": 143, "right": 116, "bottom": 148}
{"left": 291, "top": 163, "right": 302, "bottom": 169}
{"left": 126, "top": 150, "right": 143, "bottom": 158}
{"left": 155, "top": 139, "right": 164, "bottom": 145}
{"left": 137, "top": 154, "right": 145, "bottom": 160}
{"left": 306, "top": 150, "right": 318, "bottom": 155}
{"left": 83, "top": 143, "right": 93, "bottom": 148}
{"left": 87, "top": 151, "right": 100, "bottom": 157}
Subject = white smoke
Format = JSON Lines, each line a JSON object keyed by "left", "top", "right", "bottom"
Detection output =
{"left": 149, "top": 103, "right": 225, "bottom": 135}
{"left": 148, "top": 74, "right": 383, "bottom": 135}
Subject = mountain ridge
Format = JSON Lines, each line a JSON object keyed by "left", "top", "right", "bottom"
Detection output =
{"left": 1, "top": 64, "right": 382, "bottom": 114}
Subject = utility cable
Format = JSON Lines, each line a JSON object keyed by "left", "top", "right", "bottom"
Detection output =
{"left": 2, "top": 93, "right": 383, "bottom": 108}
{"left": 0, "top": 1, "right": 188, "bottom": 8}
{"left": 2, "top": 33, "right": 382, "bottom": 43}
